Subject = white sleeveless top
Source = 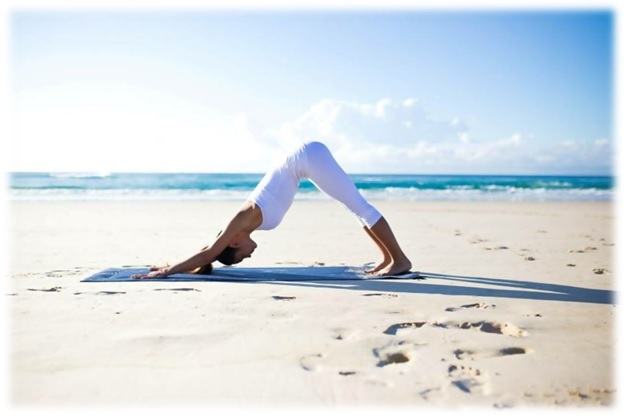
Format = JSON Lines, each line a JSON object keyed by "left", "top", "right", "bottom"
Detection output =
{"left": 247, "top": 143, "right": 307, "bottom": 230}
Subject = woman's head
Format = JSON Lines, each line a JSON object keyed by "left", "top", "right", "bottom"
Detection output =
{"left": 216, "top": 246, "right": 238, "bottom": 265}
{"left": 216, "top": 232, "right": 257, "bottom": 265}
{"left": 195, "top": 263, "right": 213, "bottom": 275}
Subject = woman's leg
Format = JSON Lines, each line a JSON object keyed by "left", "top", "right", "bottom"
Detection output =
{"left": 366, "top": 217, "right": 412, "bottom": 275}
{"left": 299, "top": 142, "right": 380, "bottom": 226}
{"left": 363, "top": 226, "right": 392, "bottom": 273}
{"left": 300, "top": 141, "right": 412, "bottom": 275}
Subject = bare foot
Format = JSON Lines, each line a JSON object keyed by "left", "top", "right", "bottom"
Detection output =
{"left": 365, "top": 258, "right": 391, "bottom": 274}
{"left": 375, "top": 258, "right": 412, "bottom": 276}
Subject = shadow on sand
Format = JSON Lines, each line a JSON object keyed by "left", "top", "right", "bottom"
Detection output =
{"left": 84, "top": 266, "right": 616, "bottom": 305}
{"left": 258, "top": 270, "right": 616, "bottom": 306}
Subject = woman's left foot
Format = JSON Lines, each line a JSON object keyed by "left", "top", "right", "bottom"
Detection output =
{"left": 375, "top": 258, "right": 412, "bottom": 276}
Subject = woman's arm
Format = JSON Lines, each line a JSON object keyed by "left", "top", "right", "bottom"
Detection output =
{"left": 132, "top": 207, "right": 258, "bottom": 279}
{"left": 150, "top": 249, "right": 212, "bottom": 278}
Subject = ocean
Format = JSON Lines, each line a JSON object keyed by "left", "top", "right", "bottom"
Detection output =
{"left": 9, "top": 172, "right": 614, "bottom": 202}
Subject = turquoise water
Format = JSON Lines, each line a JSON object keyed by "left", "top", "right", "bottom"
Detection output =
{"left": 9, "top": 172, "right": 614, "bottom": 201}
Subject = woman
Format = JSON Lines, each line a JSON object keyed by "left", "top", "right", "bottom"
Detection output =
{"left": 133, "top": 141, "right": 412, "bottom": 279}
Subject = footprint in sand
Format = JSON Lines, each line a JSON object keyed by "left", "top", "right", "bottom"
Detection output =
{"left": 453, "top": 321, "right": 527, "bottom": 337}
{"left": 383, "top": 322, "right": 427, "bottom": 335}
{"left": 377, "top": 351, "right": 411, "bottom": 367}
{"left": 363, "top": 293, "right": 398, "bottom": 298}
{"left": 483, "top": 246, "right": 509, "bottom": 251}
{"left": 420, "top": 386, "right": 443, "bottom": 400}
{"left": 568, "top": 247, "right": 598, "bottom": 253}
{"left": 448, "top": 363, "right": 481, "bottom": 376}
{"left": 332, "top": 327, "right": 359, "bottom": 341}
{"left": 447, "top": 364, "right": 488, "bottom": 394}
{"left": 469, "top": 238, "right": 488, "bottom": 245}
{"left": 154, "top": 288, "right": 201, "bottom": 292}
{"left": 300, "top": 353, "right": 325, "bottom": 371}
{"left": 451, "top": 378, "right": 484, "bottom": 394}
{"left": 272, "top": 295, "right": 296, "bottom": 301}
{"left": 45, "top": 270, "right": 68, "bottom": 278}
{"left": 299, "top": 352, "right": 360, "bottom": 377}
{"left": 383, "top": 319, "right": 525, "bottom": 337}
{"left": 73, "top": 291, "right": 127, "bottom": 296}
{"left": 373, "top": 340, "right": 418, "bottom": 367}
{"left": 454, "top": 346, "right": 532, "bottom": 360}
{"left": 27, "top": 287, "right": 62, "bottom": 292}
{"left": 445, "top": 302, "right": 496, "bottom": 312}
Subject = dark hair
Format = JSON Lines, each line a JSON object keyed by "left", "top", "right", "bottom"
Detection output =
{"left": 216, "top": 246, "right": 238, "bottom": 265}
{"left": 195, "top": 263, "right": 213, "bottom": 275}
{"left": 213, "top": 229, "right": 239, "bottom": 266}
{"left": 193, "top": 245, "right": 214, "bottom": 274}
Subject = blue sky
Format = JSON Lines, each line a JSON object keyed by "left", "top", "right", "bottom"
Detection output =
{"left": 8, "top": 8, "right": 614, "bottom": 174}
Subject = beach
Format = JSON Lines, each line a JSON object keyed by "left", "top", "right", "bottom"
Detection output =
{"left": 7, "top": 200, "right": 616, "bottom": 408}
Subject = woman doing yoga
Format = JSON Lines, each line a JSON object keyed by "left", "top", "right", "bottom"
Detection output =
{"left": 133, "top": 141, "right": 412, "bottom": 279}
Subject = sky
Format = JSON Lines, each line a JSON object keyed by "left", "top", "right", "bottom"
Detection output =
{"left": 5, "top": 2, "right": 616, "bottom": 175}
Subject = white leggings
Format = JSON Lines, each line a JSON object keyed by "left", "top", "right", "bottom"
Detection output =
{"left": 248, "top": 141, "right": 382, "bottom": 230}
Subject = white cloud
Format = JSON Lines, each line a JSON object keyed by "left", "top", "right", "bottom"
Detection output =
{"left": 260, "top": 97, "right": 613, "bottom": 174}
{"left": 11, "top": 94, "right": 613, "bottom": 175}
{"left": 264, "top": 97, "right": 470, "bottom": 154}
{"left": 10, "top": 87, "right": 278, "bottom": 173}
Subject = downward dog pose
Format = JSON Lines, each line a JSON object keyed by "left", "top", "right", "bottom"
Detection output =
{"left": 133, "top": 141, "right": 412, "bottom": 279}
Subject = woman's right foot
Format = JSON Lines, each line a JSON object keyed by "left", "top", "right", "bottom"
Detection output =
{"left": 365, "top": 258, "right": 391, "bottom": 274}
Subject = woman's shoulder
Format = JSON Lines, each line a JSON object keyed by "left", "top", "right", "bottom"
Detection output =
{"left": 238, "top": 201, "right": 263, "bottom": 230}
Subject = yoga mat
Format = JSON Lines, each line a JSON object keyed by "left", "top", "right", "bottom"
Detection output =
{"left": 81, "top": 266, "right": 422, "bottom": 282}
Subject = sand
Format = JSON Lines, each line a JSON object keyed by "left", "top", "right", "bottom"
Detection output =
{"left": 5, "top": 200, "right": 617, "bottom": 409}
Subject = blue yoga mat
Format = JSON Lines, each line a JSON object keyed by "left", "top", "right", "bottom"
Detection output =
{"left": 82, "top": 266, "right": 422, "bottom": 282}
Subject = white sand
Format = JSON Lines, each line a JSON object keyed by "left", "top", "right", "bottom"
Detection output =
{"left": 6, "top": 200, "right": 617, "bottom": 408}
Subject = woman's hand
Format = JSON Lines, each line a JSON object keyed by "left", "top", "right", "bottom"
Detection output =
{"left": 132, "top": 266, "right": 169, "bottom": 280}
{"left": 149, "top": 263, "right": 169, "bottom": 271}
